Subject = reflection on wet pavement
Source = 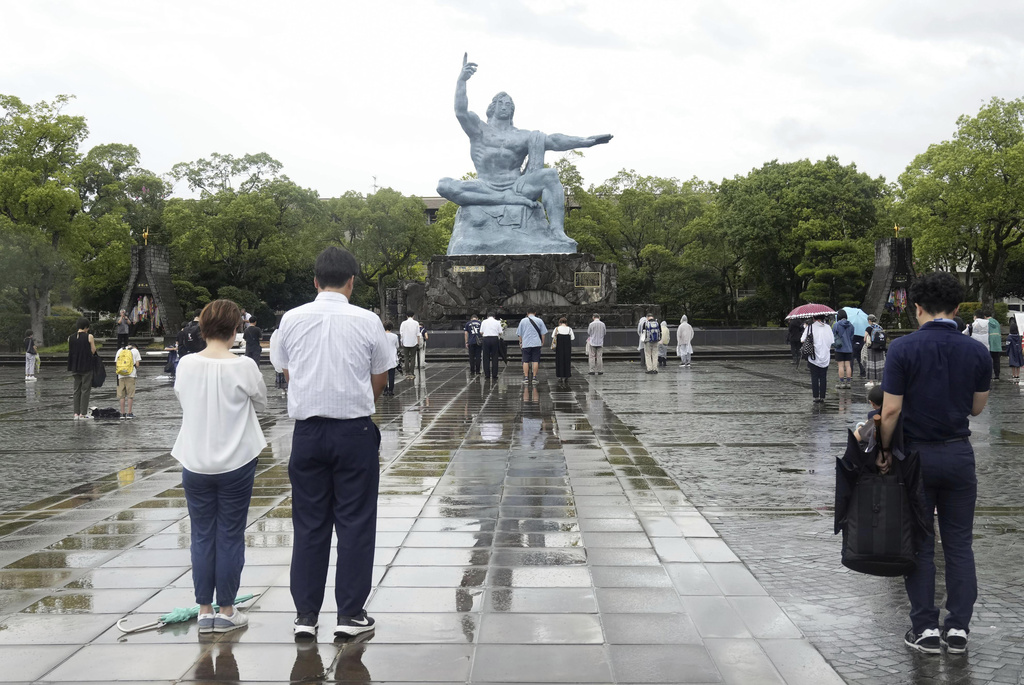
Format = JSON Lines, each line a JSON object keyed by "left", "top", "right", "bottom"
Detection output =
{"left": 0, "top": 363, "right": 847, "bottom": 683}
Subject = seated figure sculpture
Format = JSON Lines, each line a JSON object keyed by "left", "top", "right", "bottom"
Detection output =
{"left": 438, "top": 54, "right": 613, "bottom": 255}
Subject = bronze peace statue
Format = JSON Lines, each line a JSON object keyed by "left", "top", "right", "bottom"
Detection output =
{"left": 438, "top": 54, "right": 613, "bottom": 255}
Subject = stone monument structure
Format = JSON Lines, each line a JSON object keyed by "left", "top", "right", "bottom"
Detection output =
{"left": 862, "top": 236, "right": 917, "bottom": 326}
{"left": 419, "top": 55, "right": 652, "bottom": 328}
{"left": 437, "top": 54, "right": 612, "bottom": 255}
{"left": 119, "top": 244, "right": 183, "bottom": 340}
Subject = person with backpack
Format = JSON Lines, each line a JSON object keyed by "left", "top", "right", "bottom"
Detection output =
{"left": 464, "top": 314, "right": 482, "bottom": 375}
{"left": 640, "top": 313, "right": 661, "bottom": 374}
{"left": 863, "top": 314, "right": 887, "bottom": 387}
{"left": 115, "top": 343, "right": 142, "bottom": 419}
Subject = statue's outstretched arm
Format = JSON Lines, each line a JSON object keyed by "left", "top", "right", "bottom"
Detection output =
{"left": 455, "top": 53, "right": 482, "bottom": 137}
{"left": 546, "top": 133, "right": 614, "bottom": 152}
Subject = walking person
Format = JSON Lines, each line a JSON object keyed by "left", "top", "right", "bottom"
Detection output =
{"left": 801, "top": 314, "right": 834, "bottom": 404}
{"left": 24, "top": 329, "right": 37, "bottom": 381}
{"left": 552, "top": 317, "right": 574, "bottom": 383}
{"left": 464, "top": 314, "right": 482, "bottom": 375}
{"left": 116, "top": 309, "right": 131, "bottom": 349}
{"left": 269, "top": 247, "right": 390, "bottom": 639}
{"left": 382, "top": 323, "right": 399, "bottom": 396}
{"left": 243, "top": 317, "right": 263, "bottom": 366}
{"left": 677, "top": 315, "right": 694, "bottom": 367}
{"left": 987, "top": 310, "right": 1002, "bottom": 380}
{"left": 399, "top": 312, "right": 420, "bottom": 380}
{"left": 172, "top": 299, "right": 267, "bottom": 634}
{"left": 587, "top": 314, "right": 606, "bottom": 375}
{"left": 833, "top": 310, "right": 856, "bottom": 389}
{"left": 878, "top": 273, "right": 991, "bottom": 655}
{"left": 1006, "top": 317, "right": 1022, "bottom": 384}
{"left": 863, "top": 314, "right": 887, "bottom": 387}
{"left": 516, "top": 309, "right": 547, "bottom": 384}
{"left": 114, "top": 342, "right": 142, "bottom": 420}
{"left": 787, "top": 317, "right": 804, "bottom": 368}
{"left": 640, "top": 313, "right": 660, "bottom": 374}
{"left": 480, "top": 312, "right": 502, "bottom": 380}
{"left": 67, "top": 318, "right": 97, "bottom": 420}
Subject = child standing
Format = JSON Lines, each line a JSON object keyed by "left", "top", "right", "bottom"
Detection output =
{"left": 853, "top": 385, "right": 885, "bottom": 449}
{"left": 24, "top": 329, "right": 37, "bottom": 381}
{"left": 383, "top": 322, "right": 400, "bottom": 396}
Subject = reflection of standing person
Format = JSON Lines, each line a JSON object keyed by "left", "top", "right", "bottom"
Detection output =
{"left": 787, "top": 317, "right": 804, "bottom": 368}
{"left": 399, "top": 313, "right": 420, "bottom": 380}
{"left": 116, "top": 309, "right": 131, "bottom": 348}
{"left": 677, "top": 316, "right": 694, "bottom": 367}
{"left": 67, "top": 318, "right": 97, "bottom": 419}
{"left": 269, "top": 247, "right": 390, "bottom": 639}
{"left": 552, "top": 317, "right": 574, "bottom": 381}
{"left": 863, "top": 314, "right": 886, "bottom": 386}
{"left": 1006, "top": 318, "right": 1022, "bottom": 383}
{"left": 464, "top": 315, "right": 482, "bottom": 375}
{"left": 801, "top": 314, "right": 834, "bottom": 403}
{"left": 587, "top": 314, "right": 606, "bottom": 375}
{"left": 243, "top": 318, "right": 263, "bottom": 366}
{"left": 879, "top": 273, "right": 990, "bottom": 655}
{"left": 173, "top": 299, "right": 267, "bottom": 634}
{"left": 480, "top": 312, "right": 502, "bottom": 380}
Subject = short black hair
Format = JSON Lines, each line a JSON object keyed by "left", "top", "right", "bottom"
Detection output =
{"left": 486, "top": 311, "right": 495, "bottom": 318}
{"left": 471, "top": 313, "right": 479, "bottom": 319}
{"left": 406, "top": 311, "right": 415, "bottom": 318}
{"left": 867, "top": 384, "right": 884, "bottom": 407}
{"left": 384, "top": 322, "right": 393, "bottom": 331}
{"left": 25, "top": 328, "right": 33, "bottom": 337}
{"left": 248, "top": 316, "right": 257, "bottom": 325}
{"left": 315, "top": 246, "right": 359, "bottom": 288}
{"left": 76, "top": 317, "right": 90, "bottom": 329}
{"left": 909, "top": 272, "right": 963, "bottom": 317}
{"left": 837, "top": 310, "right": 847, "bottom": 320}
{"left": 1010, "top": 318, "right": 1019, "bottom": 335}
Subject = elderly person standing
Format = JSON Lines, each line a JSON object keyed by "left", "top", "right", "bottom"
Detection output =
{"left": 677, "top": 316, "right": 694, "bottom": 367}
{"left": 587, "top": 314, "right": 606, "bottom": 375}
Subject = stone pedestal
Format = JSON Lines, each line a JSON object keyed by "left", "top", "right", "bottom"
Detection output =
{"left": 422, "top": 253, "right": 656, "bottom": 328}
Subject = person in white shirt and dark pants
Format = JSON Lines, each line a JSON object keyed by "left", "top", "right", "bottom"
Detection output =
{"left": 399, "top": 313, "right": 420, "bottom": 379}
{"left": 480, "top": 312, "right": 503, "bottom": 379}
{"left": 270, "top": 247, "right": 391, "bottom": 640}
{"left": 172, "top": 299, "right": 268, "bottom": 633}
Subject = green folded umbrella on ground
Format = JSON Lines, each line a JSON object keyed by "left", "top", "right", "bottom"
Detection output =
{"left": 116, "top": 593, "right": 260, "bottom": 634}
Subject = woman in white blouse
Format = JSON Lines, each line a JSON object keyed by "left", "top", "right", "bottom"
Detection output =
{"left": 172, "top": 299, "right": 267, "bottom": 634}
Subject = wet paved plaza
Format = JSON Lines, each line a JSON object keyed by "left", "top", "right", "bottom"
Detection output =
{"left": 0, "top": 358, "right": 1021, "bottom": 683}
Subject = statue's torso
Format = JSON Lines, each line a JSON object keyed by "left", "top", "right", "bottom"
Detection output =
{"left": 470, "top": 125, "right": 531, "bottom": 184}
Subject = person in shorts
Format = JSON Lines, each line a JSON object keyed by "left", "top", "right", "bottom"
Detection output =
{"left": 832, "top": 310, "right": 856, "bottom": 389}
{"left": 516, "top": 310, "right": 547, "bottom": 383}
{"left": 115, "top": 343, "right": 142, "bottom": 419}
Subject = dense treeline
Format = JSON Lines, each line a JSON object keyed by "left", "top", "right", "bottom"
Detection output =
{"left": 2, "top": 93, "right": 1022, "bottom": 344}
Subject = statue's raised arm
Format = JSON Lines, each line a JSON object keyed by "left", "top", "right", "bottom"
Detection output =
{"left": 454, "top": 53, "right": 482, "bottom": 137}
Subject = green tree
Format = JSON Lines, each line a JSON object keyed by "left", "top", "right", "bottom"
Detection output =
{"left": 323, "top": 188, "right": 446, "bottom": 313}
{"left": 795, "top": 239, "right": 872, "bottom": 308}
{"left": 0, "top": 94, "right": 91, "bottom": 343}
{"left": 899, "top": 97, "right": 1024, "bottom": 305}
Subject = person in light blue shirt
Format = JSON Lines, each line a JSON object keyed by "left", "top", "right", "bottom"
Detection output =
{"left": 516, "top": 310, "right": 547, "bottom": 383}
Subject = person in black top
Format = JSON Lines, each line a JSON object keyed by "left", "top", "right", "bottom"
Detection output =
{"left": 179, "top": 310, "right": 207, "bottom": 357}
{"left": 787, "top": 317, "right": 804, "bottom": 368}
{"left": 67, "top": 317, "right": 97, "bottom": 419}
{"left": 243, "top": 317, "right": 263, "bottom": 366}
{"left": 880, "top": 272, "right": 991, "bottom": 655}
{"left": 24, "top": 329, "right": 37, "bottom": 381}
{"left": 464, "top": 314, "right": 482, "bottom": 375}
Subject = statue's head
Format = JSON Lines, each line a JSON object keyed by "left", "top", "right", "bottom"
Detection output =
{"left": 486, "top": 92, "right": 515, "bottom": 123}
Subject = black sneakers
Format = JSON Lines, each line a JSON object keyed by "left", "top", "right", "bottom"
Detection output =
{"left": 334, "top": 610, "right": 375, "bottom": 637}
{"left": 941, "top": 628, "right": 968, "bottom": 654}
{"left": 904, "top": 628, "right": 941, "bottom": 654}
{"left": 293, "top": 614, "right": 318, "bottom": 639}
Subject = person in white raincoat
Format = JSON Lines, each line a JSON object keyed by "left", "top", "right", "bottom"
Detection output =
{"left": 677, "top": 315, "right": 694, "bottom": 367}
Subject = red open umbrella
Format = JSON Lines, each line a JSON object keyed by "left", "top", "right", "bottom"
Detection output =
{"left": 786, "top": 303, "right": 837, "bottom": 320}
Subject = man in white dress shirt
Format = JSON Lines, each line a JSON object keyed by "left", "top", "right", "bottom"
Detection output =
{"left": 269, "top": 247, "right": 391, "bottom": 640}
{"left": 399, "top": 312, "right": 421, "bottom": 379}
{"left": 480, "top": 311, "right": 503, "bottom": 380}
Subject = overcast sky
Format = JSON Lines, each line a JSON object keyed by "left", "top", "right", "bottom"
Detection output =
{"left": 4, "top": 1, "right": 1023, "bottom": 198}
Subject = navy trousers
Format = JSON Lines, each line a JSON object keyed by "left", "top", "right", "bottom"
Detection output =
{"left": 809, "top": 364, "right": 828, "bottom": 398}
{"left": 289, "top": 416, "right": 380, "bottom": 619}
{"left": 904, "top": 440, "right": 978, "bottom": 633}
{"left": 852, "top": 338, "right": 865, "bottom": 376}
{"left": 182, "top": 458, "right": 258, "bottom": 606}
{"left": 468, "top": 343, "right": 482, "bottom": 374}
{"left": 482, "top": 337, "right": 500, "bottom": 378}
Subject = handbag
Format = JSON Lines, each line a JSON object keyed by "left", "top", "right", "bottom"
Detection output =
{"left": 799, "top": 325, "right": 815, "bottom": 360}
{"left": 91, "top": 353, "right": 106, "bottom": 388}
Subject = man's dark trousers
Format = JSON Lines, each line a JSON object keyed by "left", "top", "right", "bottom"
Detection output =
{"left": 468, "top": 342, "right": 482, "bottom": 374}
{"left": 904, "top": 439, "right": 978, "bottom": 634}
{"left": 852, "top": 337, "right": 865, "bottom": 376}
{"left": 289, "top": 416, "right": 380, "bottom": 619}
{"left": 482, "top": 337, "right": 500, "bottom": 378}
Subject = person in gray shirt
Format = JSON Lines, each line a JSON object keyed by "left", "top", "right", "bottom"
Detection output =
{"left": 587, "top": 314, "right": 606, "bottom": 375}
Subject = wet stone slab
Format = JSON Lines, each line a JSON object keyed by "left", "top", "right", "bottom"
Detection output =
{"left": 0, "top": 363, "right": 843, "bottom": 683}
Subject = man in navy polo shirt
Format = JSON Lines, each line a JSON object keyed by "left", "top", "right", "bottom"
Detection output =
{"left": 880, "top": 272, "right": 991, "bottom": 655}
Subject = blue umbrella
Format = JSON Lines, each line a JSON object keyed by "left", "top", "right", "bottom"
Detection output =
{"left": 842, "top": 307, "right": 869, "bottom": 336}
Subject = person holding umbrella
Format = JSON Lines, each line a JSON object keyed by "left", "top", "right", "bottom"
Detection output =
{"left": 801, "top": 312, "right": 835, "bottom": 403}
{"left": 842, "top": 307, "right": 869, "bottom": 379}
